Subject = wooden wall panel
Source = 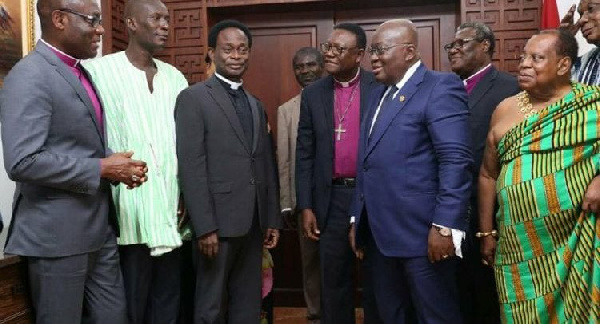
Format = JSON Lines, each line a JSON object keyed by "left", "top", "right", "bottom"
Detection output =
{"left": 206, "top": 0, "right": 328, "bottom": 6}
{"left": 156, "top": 0, "right": 206, "bottom": 84}
{"left": 101, "top": 0, "right": 127, "bottom": 54}
{"left": 336, "top": 4, "right": 457, "bottom": 72}
{"left": 461, "top": 0, "right": 542, "bottom": 74}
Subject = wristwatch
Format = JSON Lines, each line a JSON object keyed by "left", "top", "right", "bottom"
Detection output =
{"left": 433, "top": 225, "right": 452, "bottom": 237}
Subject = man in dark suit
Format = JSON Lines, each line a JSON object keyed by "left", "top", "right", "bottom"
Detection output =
{"left": 175, "top": 20, "right": 281, "bottom": 323}
{"left": 0, "top": 0, "right": 148, "bottom": 322}
{"left": 446, "top": 22, "right": 520, "bottom": 324}
{"left": 351, "top": 19, "right": 473, "bottom": 323}
{"left": 296, "top": 23, "right": 380, "bottom": 324}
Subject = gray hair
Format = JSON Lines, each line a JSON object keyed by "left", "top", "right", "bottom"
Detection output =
{"left": 457, "top": 22, "right": 495, "bottom": 56}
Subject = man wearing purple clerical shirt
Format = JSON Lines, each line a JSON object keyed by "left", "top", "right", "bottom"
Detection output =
{"left": 295, "top": 23, "right": 381, "bottom": 324}
{"left": 446, "top": 22, "right": 519, "bottom": 324}
{"left": 0, "top": 0, "right": 148, "bottom": 322}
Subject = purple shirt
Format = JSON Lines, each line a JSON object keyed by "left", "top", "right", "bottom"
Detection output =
{"left": 46, "top": 42, "right": 104, "bottom": 130}
{"left": 333, "top": 75, "right": 360, "bottom": 178}
{"left": 464, "top": 64, "right": 492, "bottom": 95}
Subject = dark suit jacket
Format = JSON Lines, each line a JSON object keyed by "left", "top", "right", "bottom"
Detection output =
{"left": 0, "top": 41, "right": 113, "bottom": 257}
{"left": 353, "top": 64, "right": 473, "bottom": 257}
{"left": 295, "top": 69, "right": 377, "bottom": 230}
{"left": 466, "top": 66, "right": 519, "bottom": 235}
{"left": 175, "top": 75, "right": 281, "bottom": 238}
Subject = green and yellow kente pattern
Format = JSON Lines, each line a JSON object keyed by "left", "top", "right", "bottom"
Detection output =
{"left": 495, "top": 82, "right": 600, "bottom": 323}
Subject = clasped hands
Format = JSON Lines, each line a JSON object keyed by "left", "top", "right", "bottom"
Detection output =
{"left": 100, "top": 151, "right": 148, "bottom": 189}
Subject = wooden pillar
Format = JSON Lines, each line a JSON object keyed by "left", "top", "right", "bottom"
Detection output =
{"left": 460, "top": 0, "right": 542, "bottom": 74}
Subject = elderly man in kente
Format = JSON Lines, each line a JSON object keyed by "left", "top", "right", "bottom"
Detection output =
{"left": 478, "top": 28, "right": 600, "bottom": 323}
{"left": 84, "top": 0, "right": 189, "bottom": 322}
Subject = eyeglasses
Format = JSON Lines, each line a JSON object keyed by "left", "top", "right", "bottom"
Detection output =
{"left": 57, "top": 8, "right": 103, "bottom": 28}
{"left": 367, "top": 43, "right": 412, "bottom": 56}
{"left": 319, "top": 43, "right": 358, "bottom": 56}
{"left": 443, "top": 38, "right": 478, "bottom": 52}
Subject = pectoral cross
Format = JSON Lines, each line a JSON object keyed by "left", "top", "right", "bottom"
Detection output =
{"left": 335, "top": 124, "right": 346, "bottom": 141}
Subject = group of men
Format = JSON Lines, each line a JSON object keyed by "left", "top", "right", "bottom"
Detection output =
{"left": 1, "top": 0, "right": 600, "bottom": 323}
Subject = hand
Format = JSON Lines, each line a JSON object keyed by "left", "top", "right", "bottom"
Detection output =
{"left": 197, "top": 231, "right": 219, "bottom": 258}
{"left": 301, "top": 209, "right": 320, "bottom": 241}
{"left": 100, "top": 151, "right": 148, "bottom": 189}
{"left": 582, "top": 175, "right": 600, "bottom": 213}
{"left": 480, "top": 235, "right": 497, "bottom": 267}
{"left": 264, "top": 228, "right": 280, "bottom": 249}
{"left": 177, "top": 195, "right": 189, "bottom": 230}
{"left": 281, "top": 209, "right": 297, "bottom": 230}
{"left": 560, "top": 4, "right": 581, "bottom": 36}
{"left": 349, "top": 223, "right": 364, "bottom": 260}
{"left": 427, "top": 227, "right": 455, "bottom": 263}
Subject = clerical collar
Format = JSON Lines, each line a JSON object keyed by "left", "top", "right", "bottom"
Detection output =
{"left": 463, "top": 63, "right": 491, "bottom": 85}
{"left": 334, "top": 69, "right": 360, "bottom": 88}
{"left": 215, "top": 72, "right": 243, "bottom": 90}
{"left": 41, "top": 38, "right": 80, "bottom": 68}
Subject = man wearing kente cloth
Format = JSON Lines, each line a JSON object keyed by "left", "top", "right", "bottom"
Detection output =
{"left": 479, "top": 29, "right": 600, "bottom": 323}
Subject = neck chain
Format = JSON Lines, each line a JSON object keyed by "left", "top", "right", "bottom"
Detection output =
{"left": 517, "top": 91, "right": 537, "bottom": 118}
{"left": 334, "top": 82, "right": 359, "bottom": 141}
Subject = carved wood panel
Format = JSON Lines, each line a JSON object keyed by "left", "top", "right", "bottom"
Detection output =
{"left": 156, "top": 0, "right": 206, "bottom": 84}
{"left": 337, "top": 3, "right": 457, "bottom": 72}
{"left": 461, "top": 0, "right": 542, "bottom": 74}
{"left": 101, "top": 0, "right": 127, "bottom": 54}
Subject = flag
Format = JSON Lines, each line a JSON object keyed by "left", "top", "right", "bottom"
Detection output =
{"left": 541, "top": 0, "right": 560, "bottom": 29}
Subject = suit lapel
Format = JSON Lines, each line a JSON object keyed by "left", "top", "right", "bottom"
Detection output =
{"left": 321, "top": 76, "right": 335, "bottom": 150}
{"left": 359, "top": 69, "right": 373, "bottom": 120}
{"left": 362, "top": 85, "right": 386, "bottom": 152}
{"left": 37, "top": 42, "right": 105, "bottom": 144}
{"left": 366, "top": 64, "right": 426, "bottom": 156}
{"left": 206, "top": 76, "right": 250, "bottom": 153}
{"left": 244, "top": 89, "right": 261, "bottom": 154}
{"left": 468, "top": 67, "right": 497, "bottom": 110}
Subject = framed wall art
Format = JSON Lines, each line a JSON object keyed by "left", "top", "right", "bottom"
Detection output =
{"left": 0, "top": 0, "right": 35, "bottom": 87}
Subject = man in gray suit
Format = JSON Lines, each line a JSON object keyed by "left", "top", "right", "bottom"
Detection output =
{"left": 175, "top": 20, "right": 281, "bottom": 323}
{"left": 277, "top": 47, "right": 324, "bottom": 323}
{"left": 0, "top": 0, "right": 147, "bottom": 322}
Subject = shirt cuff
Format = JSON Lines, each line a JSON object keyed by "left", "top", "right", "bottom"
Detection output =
{"left": 350, "top": 216, "right": 356, "bottom": 224}
{"left": 432, "top": 223, "right": 465, "bottom": 258}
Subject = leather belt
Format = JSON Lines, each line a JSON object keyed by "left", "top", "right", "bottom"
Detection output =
{"left": 332, "top": 177, "right": 356, "bottom": 187}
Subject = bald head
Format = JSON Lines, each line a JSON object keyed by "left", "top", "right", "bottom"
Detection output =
{"left": 370, "top": 19, "right": 420, "bottom": 85}
{"left": 123, "top": 0, "right": 169, "bottom": 53}
{"left": 379, "top": 19, "right": 419, "bottom": 48}
{"left": 37, "top": 0, "right": 66, "bottom": 31}
{"left": 124, "top": 0, "right": 165, "bottom": 23}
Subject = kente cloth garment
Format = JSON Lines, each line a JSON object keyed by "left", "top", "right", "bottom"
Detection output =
{"left": 494, "top": 82, "right": 600, "bottom": 323}
{"left": 84, "top": 52, "right": 189, "bottom": 256}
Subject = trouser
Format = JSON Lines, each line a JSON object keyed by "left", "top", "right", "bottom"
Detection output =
{"left": 119, "top": 244, "right": 182, "bottom": 324}
{"left": 28, "top": 228, "right": 127, "bottom": 324}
